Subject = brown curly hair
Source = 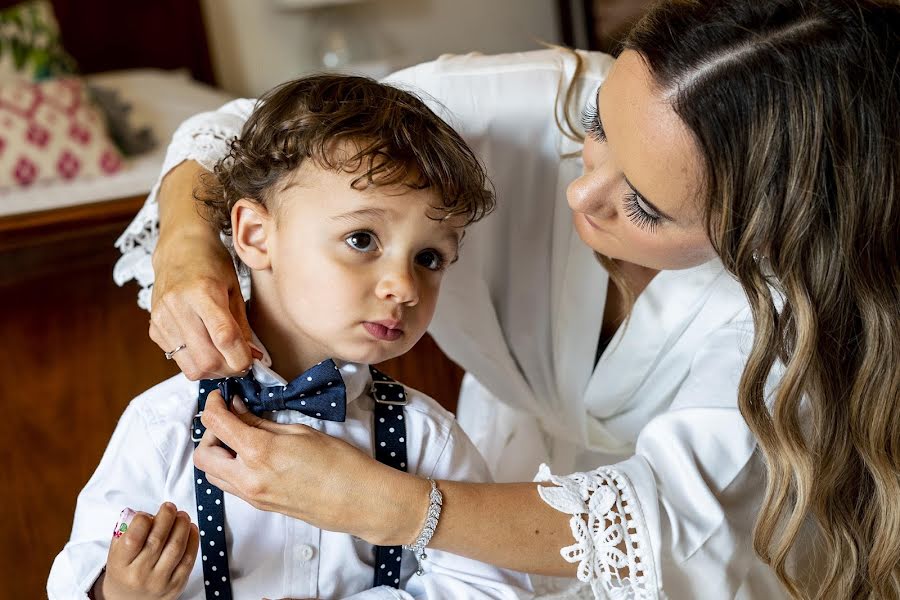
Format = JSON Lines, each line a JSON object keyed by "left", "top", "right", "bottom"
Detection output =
{"left": 197, "top": 74, "right": 494, "bottom": 235}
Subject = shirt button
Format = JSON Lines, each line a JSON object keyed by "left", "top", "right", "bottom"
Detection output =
{"left": 296, "top": 544, "right": 315, "bottom": 561}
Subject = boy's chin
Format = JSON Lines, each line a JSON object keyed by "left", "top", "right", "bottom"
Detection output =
{"left": 334, "top": 338, "right": 419, "bottom": 366}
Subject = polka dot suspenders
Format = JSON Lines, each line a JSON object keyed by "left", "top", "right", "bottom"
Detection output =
{"left": 190, "top": 365, "right": 409, "bottom": 598}
{"left": 368, "top": 367, "right": 409, "bottom": 587}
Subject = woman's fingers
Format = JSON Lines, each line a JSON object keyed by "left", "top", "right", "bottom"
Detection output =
{"left": 150, "top": 271, "right": 254, "bottom": 379}
{"left": 149, "top": 295, "right": 214, "bottom": 378}
{"left": 194, "top": 284, "right": 254, "bottom": 375}
{"left": 194, "top": 392, "right": 321, "bottom": 507}
{"left": 201, "top": 392, "right": 313, "bottom": 446}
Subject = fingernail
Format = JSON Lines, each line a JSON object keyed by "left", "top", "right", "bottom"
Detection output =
{"left": 232, "top": 396, "right": 249, "bottom": 414}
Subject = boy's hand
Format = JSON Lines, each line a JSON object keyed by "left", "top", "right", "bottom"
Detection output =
{"left": 94, "top": 503, "right": 199, "bottom": 600}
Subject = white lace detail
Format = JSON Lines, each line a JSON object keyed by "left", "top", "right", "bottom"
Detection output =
{"left": 113, "top": 106, "right": 251, "bottom": 309}
{"left": 535, "top": 464, "right": 658, "bottom": 600}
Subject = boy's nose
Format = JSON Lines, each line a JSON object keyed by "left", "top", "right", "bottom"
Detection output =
{"left": 375, "top": 265, "right": 419, "bottom": 306}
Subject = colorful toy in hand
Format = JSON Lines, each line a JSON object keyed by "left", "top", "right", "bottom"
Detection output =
{"left": 111, "top": 507, "right": 136, "bottom": 539}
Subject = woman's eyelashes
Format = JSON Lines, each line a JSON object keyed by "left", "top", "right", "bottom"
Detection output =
{"left": 344, "top": 230, "right": 449, "bottom": 271}
{"left": 623, "top": 191, "right": 662, "bottom": 232}
{"left": 581, "top": 102, "right": 664, "bottom": 233}
{"left": 581, "top": 103, "right": 606, "bottom": 143}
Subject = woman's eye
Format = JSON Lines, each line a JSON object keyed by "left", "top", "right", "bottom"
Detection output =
{"left": 581, "top": 102, "right": 606, "bottom": 143}
{"left": 623, "top": 191, "right": 661, "bottom": 232}
{"left": 345, "top": 232, "right": 378, "bottom": 252}
{"left": 416, "top": 250, "right": 445, "bottom": 271}
{"left": 635, "top": 194, "right": 660, "bottom": 219}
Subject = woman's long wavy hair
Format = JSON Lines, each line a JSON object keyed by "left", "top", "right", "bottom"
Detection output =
{"left": 621, "top": 1, "right": 900, "bottom": 597}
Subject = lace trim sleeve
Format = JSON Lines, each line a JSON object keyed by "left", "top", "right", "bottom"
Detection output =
{"left": 535, "top": 464, "right": 659, "bottom": 600}
{"left": 113, "top": 101, "right": 253, "bottom": 310}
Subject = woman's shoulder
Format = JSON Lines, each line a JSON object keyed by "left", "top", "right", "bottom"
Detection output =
{"left": 388, "top": 48, "right": 612, "bottom": 81}
{"left": 385, "top": 48, "right": 613, "bottom": 113}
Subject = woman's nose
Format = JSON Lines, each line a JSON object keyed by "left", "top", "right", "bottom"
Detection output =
{"left": 567, "top": 167, "right": 618, "bottom": 220}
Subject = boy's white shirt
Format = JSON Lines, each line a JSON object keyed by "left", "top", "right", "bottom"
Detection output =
{"left": 47, "top": 337, "right": 533, "bottom": 600}
{"left": 109, "top": 50, "right": 798, "bottom": 598}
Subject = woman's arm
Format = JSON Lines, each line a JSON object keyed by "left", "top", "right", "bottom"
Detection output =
{"left": 193, "top": 393, "right": 576, "bottom": 577}
{"left": 116, "top": 98, "right": 259, "bottom": 379}
{"left": 147, "top": 160, "right": 257, "bottom": 379}
{"left": 425, "top": 480, "right": 575, "bottom": 576}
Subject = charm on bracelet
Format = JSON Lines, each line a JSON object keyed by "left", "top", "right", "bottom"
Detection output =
{"left": 402, "top": 478, "right": 443, "bottom": 576}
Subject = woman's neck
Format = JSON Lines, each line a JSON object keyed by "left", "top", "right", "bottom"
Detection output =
{"left": 615, "top": 259, "right": 659, "bottom": 297}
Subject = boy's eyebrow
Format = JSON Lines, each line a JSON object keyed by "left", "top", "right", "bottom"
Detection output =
{"left": 440, "top": 229, "right": 462, "bottom": 255}
{"left": 329, "top": 207, "right": 393, "bottom": 223}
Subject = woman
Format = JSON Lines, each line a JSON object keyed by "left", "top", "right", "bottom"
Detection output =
{"left": 115, "top": 1, "right": 899, "bottom": 598}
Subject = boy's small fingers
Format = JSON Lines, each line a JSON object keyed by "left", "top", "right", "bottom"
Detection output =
{"left": 114, "top": 512, "right": 153, "bottom": 565}
{"left": 170, "top": 524, "right": 200, "bottom": 585}
{"left": 139, "top": 502, "right": 178, "bottom": 564}
{"left": 154, "top": 511, "right": 192, "bottom": 576}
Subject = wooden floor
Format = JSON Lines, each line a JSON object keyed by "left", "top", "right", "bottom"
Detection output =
{"left": 0, "top": 198, "right": 462, "bottom": 599}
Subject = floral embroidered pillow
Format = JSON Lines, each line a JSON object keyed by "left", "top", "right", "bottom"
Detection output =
{"left": 0, "top": 76, "right": 123, "bottom": 188}
{"left": 0, "top": 0, "right": 77, "bottom": 82}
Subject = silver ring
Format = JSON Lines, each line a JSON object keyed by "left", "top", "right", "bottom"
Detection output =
{"left": 164, "top": 343, "right": 187, "bottom": 360}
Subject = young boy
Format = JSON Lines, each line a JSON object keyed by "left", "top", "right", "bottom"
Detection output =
{"left": 48, "top": 75, "right": 531, "bottom": 600}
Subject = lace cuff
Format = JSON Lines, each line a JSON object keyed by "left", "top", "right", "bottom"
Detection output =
{"left": 113, "top": 102, "right": 252, "bottom": 309}
{"left": 535, "top": 464, "right": 658, "bottom": 600}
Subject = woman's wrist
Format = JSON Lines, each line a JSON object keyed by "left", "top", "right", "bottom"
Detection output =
{"left": 152, "top": 227, "right": 227, "bottom": 272}
{"left": 154, "top": 159, "right": 221, "bottom": 259}
{"left": 360, "top": 469, "right": 432, "bottom": 547}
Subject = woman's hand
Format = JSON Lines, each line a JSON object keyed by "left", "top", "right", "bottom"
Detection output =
{"left": 193, "top": 392, "right": 429, "bottom": 546}
{"left": 148, "top": 160, "right": 258, "bottom": 379}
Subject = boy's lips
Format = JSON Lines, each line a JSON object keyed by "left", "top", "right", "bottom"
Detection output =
{"left": 363, "top": 320, "right": 404, "bottom": 341}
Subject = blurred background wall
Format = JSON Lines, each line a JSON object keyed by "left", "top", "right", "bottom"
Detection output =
{"left": 200, "top": 0, "right": 561, "bottom": 97}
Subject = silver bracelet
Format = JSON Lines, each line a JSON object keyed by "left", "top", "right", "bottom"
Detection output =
{"left": 402, "top": 477, "right": 443, "bottom": 575}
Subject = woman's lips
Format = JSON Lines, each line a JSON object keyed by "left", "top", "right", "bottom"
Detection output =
{"left": 363, "top": 322, "right": 404, "bottom": 341}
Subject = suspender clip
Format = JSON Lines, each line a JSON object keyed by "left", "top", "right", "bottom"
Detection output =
{"left": 371, "top": 380, "right": 408, "bottom": 405}
{"left": 191, "top": 412, "right": 204, "bottom": 442}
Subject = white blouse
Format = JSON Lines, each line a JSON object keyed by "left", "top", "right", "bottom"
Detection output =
{"left": 114, "top": 50, "right": 787, "bottom": 599}
{"left": 48, "top": 344, "right": 532, "bottom": 599}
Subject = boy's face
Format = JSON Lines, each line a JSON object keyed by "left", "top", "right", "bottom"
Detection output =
{"left": 232, "top": 160, "right": 463, "bottom": 370}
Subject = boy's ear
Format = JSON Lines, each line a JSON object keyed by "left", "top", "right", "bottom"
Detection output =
{"left": 231, "top": 199, "right": 272, "bottom": 270}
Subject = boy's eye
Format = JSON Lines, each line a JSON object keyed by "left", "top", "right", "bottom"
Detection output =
{"left": 416, "top": 250, "right": 445, "bottom": 271}
{"left": 345, "top": 232, "right": 377, "bottom": 252}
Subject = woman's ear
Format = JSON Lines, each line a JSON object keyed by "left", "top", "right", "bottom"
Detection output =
{"left": 231, "top": 199, "right": 272, "bottom": 270}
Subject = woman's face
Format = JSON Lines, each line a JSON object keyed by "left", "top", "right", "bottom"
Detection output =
{"left": 568, "top": 50, "right": 717, "bottom": 271}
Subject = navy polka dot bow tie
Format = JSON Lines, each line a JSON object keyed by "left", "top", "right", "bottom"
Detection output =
{"left": 217, "top": 359, "right": 347, "bottom": 421}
